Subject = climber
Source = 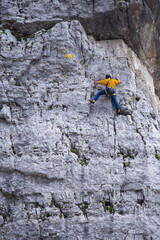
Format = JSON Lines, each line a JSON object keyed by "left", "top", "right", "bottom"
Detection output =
{"left": 90, "top": 74, "right": 121, "bottom": 114}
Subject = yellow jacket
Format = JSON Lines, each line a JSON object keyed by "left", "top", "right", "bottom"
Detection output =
{"left": 97, "top": 78, "right": 120, "bottom": 89}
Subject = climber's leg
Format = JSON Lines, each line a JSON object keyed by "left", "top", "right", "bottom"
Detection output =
{"left": 111, "top": 95, "right": 120, "bottom": 112}
{"left": 94, "top": 90, "right": 106, "bottom": 101}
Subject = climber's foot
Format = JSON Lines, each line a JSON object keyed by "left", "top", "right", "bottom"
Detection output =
{"left": 89, "top": 100, "right": 95, "bottom": 104}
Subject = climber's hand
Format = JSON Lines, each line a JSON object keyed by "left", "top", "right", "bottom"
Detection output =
{"left": 115, "top": 74, "right": 119, "bottom": 80}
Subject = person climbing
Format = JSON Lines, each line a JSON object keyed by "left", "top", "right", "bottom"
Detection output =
{"left": 90, "top": 74, "right": 121, "bottom": 114}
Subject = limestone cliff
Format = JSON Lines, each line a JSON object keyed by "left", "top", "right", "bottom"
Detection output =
{"left": 1, "top": 1, "right": 160, "bottom": 240}
{"left": 1, "top": 0, "right": 160, "bottom": 95}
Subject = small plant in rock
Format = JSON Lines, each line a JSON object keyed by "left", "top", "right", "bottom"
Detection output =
{"left": 155, "top": 153, "right": 160, "bottom": 160}
{"left": 71, "top": 148, "right": 80, "bottom": 158}
{"left": 102, "top": 200, "right": 115, "bottom": 215}
{"left": 49, "top": 195, "right": 55, "bottom": 208}
{"left": 71, "top": 148, "right": 90, "bottom": 166}
{"left": 136, "top": 128, "right": 146, "bottom": 145}
{"left": 76, "top": 202, "right": 89, "bottom": 218}
{"left": 10, "top": 135, "right": 16, "bottom": 155}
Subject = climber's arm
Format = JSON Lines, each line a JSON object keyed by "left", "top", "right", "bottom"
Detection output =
{"left": 115, "top": 74, "right": 120, "bottom": 84}
{"left": 94, "top": 79, "right": 108, "bottom": 85}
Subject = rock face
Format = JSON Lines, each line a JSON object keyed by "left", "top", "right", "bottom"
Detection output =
{"left": 1, "top": 18, "right": 160, "bottom": 240}
{"left": 1, "top": 0, "right": 160, "bottom": 96}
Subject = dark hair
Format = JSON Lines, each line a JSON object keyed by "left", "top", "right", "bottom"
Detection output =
{"left": 106, "top": 74, "right": 111, "bottom": 79}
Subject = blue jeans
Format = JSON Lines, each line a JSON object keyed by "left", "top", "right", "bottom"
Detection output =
{"left": 94, "top": 89, "right": 120, "bottom": 110}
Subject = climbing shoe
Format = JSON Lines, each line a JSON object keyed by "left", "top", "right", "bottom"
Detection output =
{"left": 89, "top": 100, "right": 95, "bottom": 104}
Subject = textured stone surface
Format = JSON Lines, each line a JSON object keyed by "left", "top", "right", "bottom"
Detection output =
{"left": 1, "top": 0, "right": 160, "bottom": 96}
{"left": 0, "top": 19, "right": 160, "bottom": 239}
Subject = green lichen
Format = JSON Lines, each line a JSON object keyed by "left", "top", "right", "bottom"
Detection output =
{"left": 63, "top": 202, "right": 69, "bottom": 205}
{"left": 78, "top": 157, "right": 90, "bottom": 166}
{"left": 123, "top": 161, "right": 131, "bottom": 169}
{"left": 77, "top": 202, "right": 89, "bottom": 218}
{"left": 40, "top": 211, "right": 51, "bottom": 221}
{"left": 71, "top": 148, "right": 80, "bottom": 158}
{"left": 33, "top": 147, "right": 38, "bottom": 150}
{"left": 25, "top": 42, "right": 28, "bottom": 51}
{"left": 11, "top": 30, "right": 22, "bottom": 42}
{"left": 155, "top": 153, "right": 160, "bottom": 160}
{"left": 15, "top": 81, "right": 21, "bottom": 86}
{"left": 11, "top": 145, "right": 16, "bottom": 155}
{"left": 113, "top": 121, "right": 116, "bottom": 134}
{"left": 10, "top": 42, "right": 15, "bottom": 51}
{"left": 24, "top": 40, "right": 33, "bottom": 51}
{"left": 10, "top": 135, "right": 16, "bottom": 155}
{"left": 49, "top": 195, "right": 55, "bottom": 208}
{"left": 61, "top": 132, "right": 64, "bottom": 143}
{"left": 62, "top": 105, "right": 67, "bottom": 111}
{"left": 2, "top": 29, "right": 7, "bottom": 35}
{"left": 140, "top": 111, "right": 145, "bottom": 118}
{"left": 28, "top": 92, "right": 32, "bottom": 97}
{"left": 23, "top": 36, "right": 28, "bottom": 42}
{"left": 48, "top": 105, "right": 53, "bottom": 110}
{"left": 27, "top": 212, "right": 30, "bottom": 220}
{"left": 49, "top": 195, "right": 65, "bottom": 218}
{"left": 71, "top": 148, "right": 90, "bottom": 166}
{"left": 136, "top": 128, "right": 146, "bottom": 145}
{"left": 47, "top": 28, "right": 52, "bottom": 34}
{"left": 102, "top": 201, "right": 115, "bottom": 214}
{"left": 131, "top": 115, "right": 135, "bottom": 122}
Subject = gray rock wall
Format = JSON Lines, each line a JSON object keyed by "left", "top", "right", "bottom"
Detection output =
{"left": 0, "top": 19, "right": 160, "bottom": 239}
{"left": 1, "top": 0, "right": 160, "bottom": 96}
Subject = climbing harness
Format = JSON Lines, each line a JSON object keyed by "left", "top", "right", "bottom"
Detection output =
{"left": 105, "top": 78, "right": 116, "bottom": 95}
